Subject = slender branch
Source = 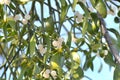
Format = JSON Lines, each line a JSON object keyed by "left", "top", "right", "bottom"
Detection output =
{"left": 48, "top": 0, "right": 52, "bottom": 15}
{"left": 97, "top": 13, "right": 120, "bottom": 64}
{"left": 1, "top": 42, "right": 22, "bottom": 78}
{"left": 110, "top": 1, "right": 120, "bottom": 7}
{"left": 40, "top": 2, "right": 46, "bottom": 44}
{"left": 54, "top": 0, "right": 61, "bottom": 35}
{"left": 44, "top": 1, "right": 60, "bottom": 13}
{"left": 84, "top": 75, "right": 92, "bottom": 80}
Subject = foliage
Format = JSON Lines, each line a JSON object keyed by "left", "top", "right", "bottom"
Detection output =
{"left": 0, "top": 0, "right": 120, "bottom": 80}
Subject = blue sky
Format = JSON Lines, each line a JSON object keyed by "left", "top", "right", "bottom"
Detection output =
{"left": 82, "top": 55, "right": 115, "bottom": 80}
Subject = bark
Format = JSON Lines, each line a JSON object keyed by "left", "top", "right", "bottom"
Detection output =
{"left": 97, "top": 13, "right": 120, "bottom": 64}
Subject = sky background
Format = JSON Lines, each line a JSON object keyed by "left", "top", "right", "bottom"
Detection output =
{"left": 0, "top": 0, "right": 119, "bottom": 80}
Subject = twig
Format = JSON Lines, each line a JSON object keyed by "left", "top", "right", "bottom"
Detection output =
{"left": 1, "top": 42, "right": 21, "bottom": 78}
{"left": 84, "top": 75, "right": 92, "bottom": 80}
{"left": 97, "top": 12, "right": 120, "bottom": 64}
{"left": 110, "top": 1, "right": 120, "bottom": 7}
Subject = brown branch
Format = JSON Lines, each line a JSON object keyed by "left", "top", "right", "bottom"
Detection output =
{"left": 97, "top": 13, "right": 120, "bottom": 64}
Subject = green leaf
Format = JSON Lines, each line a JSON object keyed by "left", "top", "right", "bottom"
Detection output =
{"left": 33, "top": 64, "right": 40, "bottom": 75}
{"left": 71, "top": 52, "right": 80, "bottom": 69}
{"left": 66, "top": 32, "right": 72, "bottom": 48}
{"left": 114, "top": 17, "right": 120, "bottom": 23}
{"left": 90, "top": 13, "right": 98, "bottom": 21}
{"left": 43, "top": 35, "right": 51, "bottom": 63}
{"left": 50, "top": 53, "right": 63, "bottom": 71}
{"left": 104, "top": 51, "right": 115, "bottom": 67}
{"left": 114, "top": 64, "right": 120, "bottom": 80}
{"left": 109, "top": 36, "right": 120, "bottom": 52}
{"left": 18, "top": 67, "right": 27, "bottom": 80}
{"left": 116, "top": 37, "right": 120, "bottom": 52}
{"left": 45, "top": 16, "right": 54, "bottom": 34}
{"left": 90, "top": 0, "right": 107, "bottom": 18}
{"left": 60, "top": 1, "right": 69, "bottom": 25}
{"left": 60, "top": 0, "right": 66, "bottom": 7}
{"left": 72, "top": 0, "right": 78, "bottom": 11}
{"left": 98, "top": 63, "right": 103, "bottom": 73}
{"left": 50, "top": 53, "right": 63, "bottom": 78}
{"left": 77, "top": 2, "right": 89, "bottom": 17}
{"left": 87, "top": 22, "right": 93, "bottom": 35}
{"left": 43, "top": 34, "right": 51, "bottom": 50}
{"left": 90, "top": 0, "right": 98, "bottom": 7}
{"left": 83, "top": 56, "right": 96, "bottom": 71}
{"left": 90, "top": 13, "right": 100, "bottom": 31}
{"left": 82, "top": 17, "right": 88, "bottom": 36}
{"left": 71, "top": 52, "right": 80, "bottom": 64}
{"left": 117, "top": 10, "right": 120, "bottom": 17}
{"left": 3, "top": 24, "right": 8, "bottom": 42}
{"left": 76, "top": 38, "right": 85, "bottom": 46}
{"left": 0, "top": 78, "right": 5, "bottom": 80}
{"left": 91, "top": 43, "right": 100, "bottom": 51}
{"left": 9, "top": 3, "right": 16, "bottom": 10}
{"left": 108, "top": 28, "right": 120, "bottom": 50}
{"left": 0, "top": 5, "right": 4, "bottom": 18}
{"left": 72, "top": 67, "right": 84, "bottom": 79}
{"left": 88, "top": 56, "right": 95, "bottom": 71}
{"left": 96, "top": 0, "right": 107, "bottom": 18}
{"left": 107, "top": 28, "right": 120, "bottom": 38}
{"left": 30, "top": 35, "right": 36, "bottom": 54}
{"left": 8, "top": 20, "right": 15, "bottom": 29}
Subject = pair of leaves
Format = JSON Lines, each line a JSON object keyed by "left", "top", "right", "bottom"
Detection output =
{"left": 83, "top": 55, "right": 96, "bottom": 71}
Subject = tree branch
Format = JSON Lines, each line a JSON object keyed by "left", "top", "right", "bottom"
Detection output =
{"left": 97, "top": 13, "right": 120, "bottom": 64}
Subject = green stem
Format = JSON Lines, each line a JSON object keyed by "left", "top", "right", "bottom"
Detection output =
{"left": 41, "top": 2, "right": 45, "bottom": 44}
